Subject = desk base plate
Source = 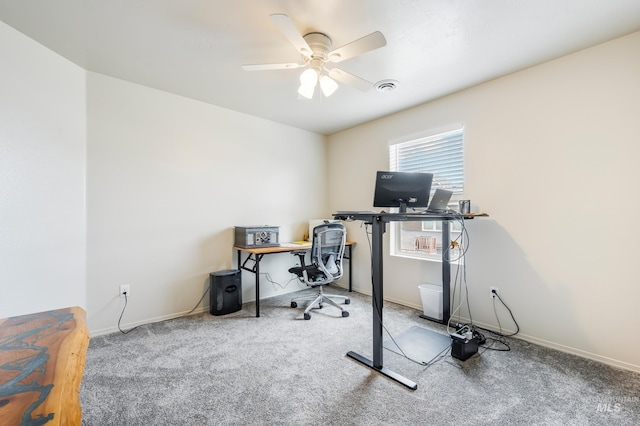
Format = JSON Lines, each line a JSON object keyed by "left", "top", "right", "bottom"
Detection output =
{"left": 346, "top": 351, "right": 417, "bottom": 390}
{"left": 384, "top": 325, "right": 451, "bottom": 365}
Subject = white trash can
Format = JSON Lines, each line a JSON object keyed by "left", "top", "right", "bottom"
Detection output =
{"left": 419, "top": 284, "right": 443, "bottom": 320}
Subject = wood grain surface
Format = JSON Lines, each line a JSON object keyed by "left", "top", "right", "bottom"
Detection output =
{"left": 0, "top": 307, "right": 90, "bottom": 426}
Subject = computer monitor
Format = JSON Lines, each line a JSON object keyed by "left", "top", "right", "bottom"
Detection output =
{"left": 373, "top": 171, "right": 433, "bottom": 213}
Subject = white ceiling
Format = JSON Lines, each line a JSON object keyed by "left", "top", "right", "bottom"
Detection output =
{"left": 1, "top": 0, "right": 640, "bottom": 135}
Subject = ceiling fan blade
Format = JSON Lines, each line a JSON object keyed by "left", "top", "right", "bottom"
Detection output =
{"left": 328, "top": 31, "right": 386, "bottom": 62}
{"left": 328, "top": 68, "right": 373, "bottom": 92}
{"left": 242, "top": 63, "right": 304, "bottom": 71}
{"left": 269, "top": 13, "right": 312, "bottom": 57}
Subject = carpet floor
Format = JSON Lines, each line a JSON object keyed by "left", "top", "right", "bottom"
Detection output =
{"left": 81, "top": 288, "right": 640, "bottom": 425}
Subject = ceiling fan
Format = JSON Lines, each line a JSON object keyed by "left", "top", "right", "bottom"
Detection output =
{"left": 242, "top": 14, "right": 387, "bottom": 99}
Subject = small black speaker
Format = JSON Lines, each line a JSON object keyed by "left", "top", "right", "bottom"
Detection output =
{"left": 210, "top": 269, "right": 242, "bottom": 316}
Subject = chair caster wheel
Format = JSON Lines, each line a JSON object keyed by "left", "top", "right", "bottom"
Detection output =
{"left": 344, "top": 299, "right": 350, "bottom": 305}
{"left": 342, "top": 311, "right": 349, "bottom": 318}
{"left": 291, "top": 302, "right": 297, "bottom": 308}
{"left": 304, "top": 313, "right": 311, "bottom": 320}
{"left": 318, "top": 304, "right": 323, "bottom": 309}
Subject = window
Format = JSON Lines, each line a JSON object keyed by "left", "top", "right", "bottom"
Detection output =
{"left": 389, "top": 128, "right": 464, "bottom": 194}
{"left": 389, "top": 127, "right": 464, "bottom": 261}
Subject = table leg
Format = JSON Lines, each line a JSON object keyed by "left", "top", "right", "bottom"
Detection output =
{"left": 348, "top": 245, "right": 353, "bottom": 292}
{"left": 255, "top": 254, "right": 260, "bottom": 317}
{"left": 442, "top": 220, "right": 451, "bottom": 324}
{"left": 346, "top": 218, "right": 417, "bottom": 390}
{"left": 237, "top": 250, "right": 261, "bottom": 318}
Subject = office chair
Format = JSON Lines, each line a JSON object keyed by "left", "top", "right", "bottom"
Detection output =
{"left": 289, "top": 222, "right": 350, "bottom": 320}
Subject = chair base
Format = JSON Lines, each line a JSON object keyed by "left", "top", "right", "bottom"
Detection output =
{"left": 291, "top": 286, "right": 350, "bottom": 320}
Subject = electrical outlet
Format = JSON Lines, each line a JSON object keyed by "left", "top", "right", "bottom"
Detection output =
{"left": 490, "top": 286, "right": 499, "bottom": 299}
{"left": 119, "top": 285, "right": 130, "bottom": 298}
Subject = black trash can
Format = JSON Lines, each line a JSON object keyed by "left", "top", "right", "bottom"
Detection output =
{"left": 210, "top": 269, "right": 242, "bottom": 315}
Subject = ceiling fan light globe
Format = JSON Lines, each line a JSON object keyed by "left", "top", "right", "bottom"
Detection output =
{"left": 297, "top": 83, "right": 315, "bottom": 99}
{"left": 299, "top": 68, "right": 318, "bottom": 87}
{"left": 320, "top": 75, "right": 339, "bottom": 97}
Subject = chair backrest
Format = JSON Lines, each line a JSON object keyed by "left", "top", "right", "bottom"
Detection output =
{"left": 309, "top": 222, "right": 346, "bottom": 285}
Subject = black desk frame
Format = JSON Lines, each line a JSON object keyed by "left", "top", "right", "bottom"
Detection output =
{"left": 235, "top": 244, "right": 354, "bottom": 317}
{"left": 334, "top": 212, "right": 467, "bottom": 390}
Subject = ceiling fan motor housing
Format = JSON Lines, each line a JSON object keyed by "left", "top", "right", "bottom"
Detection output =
{"left": 302, "top": 32, "right": 333, "bottom": 69}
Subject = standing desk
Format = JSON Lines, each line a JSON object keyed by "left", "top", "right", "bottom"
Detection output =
{"left": 234, "top": 242, "right": 355, "bottom": 317}
{"left": 333, "top": 211, "right": 477, "bottom": 390}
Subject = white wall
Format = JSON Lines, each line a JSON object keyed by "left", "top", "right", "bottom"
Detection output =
{"left": 328, "top": 31, "right": 640, "bottom": 371}
{"left": 0, "top": 21, "right": 87, "bottom": 317}
{"left": 86, "top": 72, "right": 327, "bottom": 334}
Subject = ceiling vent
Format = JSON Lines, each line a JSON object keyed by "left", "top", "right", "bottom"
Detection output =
{"left": 375, "top": 79, "right": 399, "bottom": 93}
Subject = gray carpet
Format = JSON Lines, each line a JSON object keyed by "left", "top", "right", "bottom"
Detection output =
{"left": 81, "top": 288, "right": 640, "bottom": 425}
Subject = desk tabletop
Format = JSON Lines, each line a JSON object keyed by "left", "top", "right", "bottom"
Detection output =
{"left": 333, "top": 211, "right": 488, "bottom": 221}
{"left": 234, "top": 241, "right": 355, "bottom": 254}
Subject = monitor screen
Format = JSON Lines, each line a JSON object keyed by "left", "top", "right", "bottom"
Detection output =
{"left": 373, "top": 171, "right": 433, "bottom": 213}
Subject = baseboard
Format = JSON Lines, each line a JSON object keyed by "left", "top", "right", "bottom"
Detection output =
{"left": 466, "top": 316, "right": 640, "bottom": 373}
{"left": 90, "top": 306, "right": 210, "bottom": 337}
{"left": 447, "top": 314, "right": 640, "bottom": 374}
{"left": 90, "top": 285, "right": 313, "bottom": 337}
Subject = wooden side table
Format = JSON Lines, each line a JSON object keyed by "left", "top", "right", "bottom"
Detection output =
{"left": 0, "top": 306, "right": 90, "bottom": 425}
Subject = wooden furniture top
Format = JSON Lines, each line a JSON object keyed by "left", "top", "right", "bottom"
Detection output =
{"left": 0, "top": 306, "right": 90, "bottom": 426}
{"left": 234, "top": 241, "right": 355, "bottom": 255}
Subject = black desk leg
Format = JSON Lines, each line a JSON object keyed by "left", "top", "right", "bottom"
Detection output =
{"left": 346, "top": 218, "right": 418, "bottom": 390}
{"left": 237, "top": 250, "right": 261, "bottom": 318}
{"left": 442, "top": 220, "right": 451, "bottom": 324}
{"left": 255, "top": 255, "right": 260, "bottom": 317}
{"left": 347, "top": 245, "right": 353, "bottom": 292}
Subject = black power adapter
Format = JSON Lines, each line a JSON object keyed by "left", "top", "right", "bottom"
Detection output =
{"left": 450, "top": 326, "right": 479, "bottom": 361}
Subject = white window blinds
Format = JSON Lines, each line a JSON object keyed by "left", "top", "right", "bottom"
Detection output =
{"left": 389, "top": 128, "right": 464, "bottom": 194}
